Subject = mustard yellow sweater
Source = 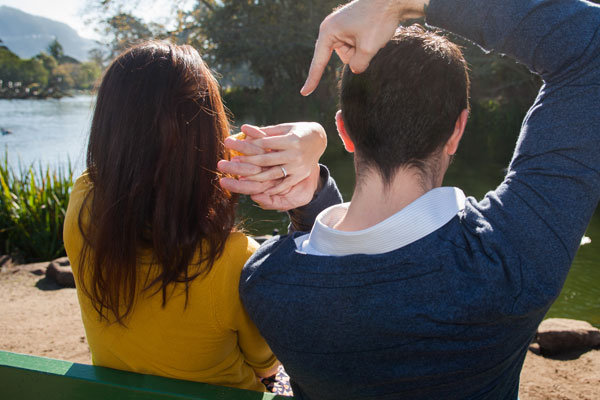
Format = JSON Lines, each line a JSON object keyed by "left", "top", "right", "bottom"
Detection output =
{"left": 64, "top": 173, "right": 277, "bottom": 391}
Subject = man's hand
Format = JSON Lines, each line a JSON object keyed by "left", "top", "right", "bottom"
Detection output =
{"left": 301, "top": 0, "right": 429, "bottom": 96}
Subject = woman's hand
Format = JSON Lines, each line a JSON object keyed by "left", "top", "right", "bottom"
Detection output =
{"left": 301, "top": 0, "right": 429, "bottom": 95}
{"left": 218, "top": 122, "right": 327, "bottom": 210}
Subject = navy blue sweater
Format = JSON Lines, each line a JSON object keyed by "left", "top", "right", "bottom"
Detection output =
{"left": 241, "top": 1, "right": 600, "bottom": 399}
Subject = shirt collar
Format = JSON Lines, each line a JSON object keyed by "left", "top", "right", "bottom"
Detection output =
{"left": 298, "top": 187, "right": 466, "bottom": 256}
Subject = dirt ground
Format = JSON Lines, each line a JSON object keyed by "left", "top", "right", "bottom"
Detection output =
{"left": 1, "top": 263, "right": 599, "bottom": 399}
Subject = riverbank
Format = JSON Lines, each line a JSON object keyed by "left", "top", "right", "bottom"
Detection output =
{"left": 0, "top": 88, "right": 94, "bottom": 100}
{"left": 0, "top": 87, "right": 66, "bottom": 99}
{"left": 1, "top": 262, "right": 599, "bottom": 399}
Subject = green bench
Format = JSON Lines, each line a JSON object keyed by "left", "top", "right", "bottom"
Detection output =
{"left": 0, "top": 350, "right": 290, "bottom": 399}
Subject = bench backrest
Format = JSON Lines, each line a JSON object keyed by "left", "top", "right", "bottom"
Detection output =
{"left": 0, "top": 350, "right": 287, "bottom": 399}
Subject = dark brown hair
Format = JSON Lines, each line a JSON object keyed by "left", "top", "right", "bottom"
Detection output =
{"left": 340, "top": 25, "right": 470, "bottom": 185}
{"left": 79, "top": 41, "right": 236, "bottom": 323}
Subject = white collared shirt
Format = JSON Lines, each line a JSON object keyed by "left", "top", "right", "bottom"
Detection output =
{"left": 295, "top": 187, "right": 466, "bottom": 256}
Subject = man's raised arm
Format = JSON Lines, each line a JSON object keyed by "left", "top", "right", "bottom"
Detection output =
{"left": 300, "top": 0, "right": 429, "bottom": 95}
{"left": 434, "top": 2, "right": 600, "bottom": 243}
{"left": 427, "top": 0, "right": 600, "bottom": 81}
{"left": 304, "top": 0, "right": 599, "bottom": 293}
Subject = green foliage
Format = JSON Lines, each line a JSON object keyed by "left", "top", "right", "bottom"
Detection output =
{"left": 88, "top": 48, "right": 108, "bottom": 70}
{"left": 1, "top": 46, "right": 47, "bottom": 85}
{"left": 90, "top": 0, "right": 542, "bottom": 168}
{"left": 53, "top": 64, "right": 76, "bottom": 89}
{"left": 0, "top": 40, "right": 102, "bottom": 97}
{"left": 35, "top": 52, "right": 58, "bottom": 72}
{"left": 104, "top": 13, "right": 167, "bottom": 59}
{"left": 460, "top": 99, "right": 529, "bottom": 166}
{"left": 0, "top": 48, "right": 50, "bottom": 88}
{"left": 74, "top": 62, "right": 102, "bottom": 89}
{"left": 47, "top": 39, "right": 64, "bottom": 61}
{"left": 196, "top": 1, "right": 342, "bottom": 134}
{"left": 19, "top": 58, "right": 50, "bottom": 86}
{"left": 0, "top": 46, "right": 21, "bottom": 81}
{"left": 201, "top": 1, "right": 338, "bottom": 89}
{"left": 0, "top": 158, "right": 73, "bottom": 262}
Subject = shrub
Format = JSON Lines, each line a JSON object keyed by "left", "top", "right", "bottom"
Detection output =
{"left": 0, "top": 158, "right": 73, "bottom": 262}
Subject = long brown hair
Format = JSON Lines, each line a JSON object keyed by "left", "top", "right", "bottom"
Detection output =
{"left": 79, "top": 41, "right": 236, "bottom": 324}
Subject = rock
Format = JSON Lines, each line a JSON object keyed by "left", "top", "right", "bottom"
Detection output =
{"left": 17, "top": 263, "right": 46, "bottom": 276}
{"left": 536, "top": 318, "right": 600, "bottom": 355}
{"left": 0, "top": 256, "right": 45, "bottom": 275}
{"left": 0, "top": 255, "right": 14, "bottom": 270}
{"left": 45, "top": 257, "right": 75, "bottom": 288}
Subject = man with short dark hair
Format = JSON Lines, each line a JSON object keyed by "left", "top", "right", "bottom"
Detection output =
{"left": 237, "top": 0, "right": 600, "bottom": 399}
{"left": 338, "top": 24, "right": 469, "bottom": 193}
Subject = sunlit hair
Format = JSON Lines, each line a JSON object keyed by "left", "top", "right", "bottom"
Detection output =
{"left": 340, "top": 25, "right": 470, "bottom": 187}
{"left": 79, "top": 41, "right": 236, "bottom": 324}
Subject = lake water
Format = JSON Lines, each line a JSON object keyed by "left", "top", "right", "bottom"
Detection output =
{"left": 1, "top": 96, "right": 598, "bottom": 327}
{"left": 0, "top": 95, "right": 92, "bottom": 174}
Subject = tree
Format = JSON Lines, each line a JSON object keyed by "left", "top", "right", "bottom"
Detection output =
{"left": 104, "top": 13, "right": 166, "bottom": 59}
{"left": 0, "top": 38, "right": 9, "bottom": 51}
{"left": 52, "top": 64, "right": 76, "bottom": 90}
{"left": 0, "top": 45, "right": 20, "bottom": 82}
{"left": 73, "top": 62, "right": 102, "bottom": 89}
{"left": 192, "top": 0, "right": 342, "bottom": 125}
{"left": 34, "top": 52, "right": 60, "bottom": 90}
{"left": 47, "top": 39, "right": 65, "bottom": 61}
{"left": 35, "top": 52, "right": 58, "bottom": 72}
{"left": 88, "top": 47, "right": 108, "bottom": 69}
{"left": 19, "top": 59, "right": 49, "bottom": 87}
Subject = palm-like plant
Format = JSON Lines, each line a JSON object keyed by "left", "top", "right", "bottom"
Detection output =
{"left": 0, "top": 157, "right": 73, "bottom": 262}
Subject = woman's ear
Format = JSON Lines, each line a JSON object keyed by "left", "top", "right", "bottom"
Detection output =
{"left": 335, "top": 110, "right": 355, "bottom": 153}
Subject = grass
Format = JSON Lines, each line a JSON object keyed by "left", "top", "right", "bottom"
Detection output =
{"left": 0, "top": 157, "right": 73, "bottom": 262}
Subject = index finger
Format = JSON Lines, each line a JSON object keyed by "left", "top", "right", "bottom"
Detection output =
{"left": 259, "top": 124, "right": 294, "bottom": 137}
{"left": 224, "top": 136, "right": 266, "bottom": 156}
{"left": 301, "top": 34, "right": 334, "bottom": 96}
{"left": 240, "top": 124, "right": 268, "bottom": 139}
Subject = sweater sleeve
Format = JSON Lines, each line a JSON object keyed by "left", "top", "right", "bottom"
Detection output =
{"left": 427, "top": 1, "right": 600, "bottom": 296}
{"left": 287, "top": 164, "right": 343, "bottom": 233}
{"left": 217, "top": 234, "right": 279, "bottom": 375}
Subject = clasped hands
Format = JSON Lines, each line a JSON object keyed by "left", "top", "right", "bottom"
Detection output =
{"left": 218, "top": 122, "right": 327, "bottom": 211}
{"left": 218, "top": 0, "right": 431, "bottom": 209}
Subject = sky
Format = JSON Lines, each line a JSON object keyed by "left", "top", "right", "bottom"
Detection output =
{"left": 0, "top": 0, "right": 182, "bottom": 40}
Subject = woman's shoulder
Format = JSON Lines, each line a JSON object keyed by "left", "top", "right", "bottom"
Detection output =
{"left": 220, "top": 232, "right": 260, "bottom": 269}
{"left": 74, "top": 170, "right": 92, "bottom": 188}
{"left": 64, "top": 172, "right": 92, "bottom": 239}
{"left": 208, "top": 232, "right": 258, "bottom": 285}
{"left": 64, "top": 172, "right": 94, "bottom": 273}
{"left": 69, "top": 171, "right": 93, "bottom": 207}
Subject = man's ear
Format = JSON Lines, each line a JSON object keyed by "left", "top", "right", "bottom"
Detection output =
{"left": 444, "top": 109, "right": 469, "bottom": 156}
{"left": 335, "top": 110, "right": 355, "bottom": 153}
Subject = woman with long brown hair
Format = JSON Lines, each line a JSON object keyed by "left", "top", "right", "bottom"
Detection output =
{"left": 63, "top": 40, "right": 327, "bottom": 392}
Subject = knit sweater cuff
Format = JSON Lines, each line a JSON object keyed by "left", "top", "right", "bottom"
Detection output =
{"left": 288, "top": 164, "right": 343, "bottom": 233}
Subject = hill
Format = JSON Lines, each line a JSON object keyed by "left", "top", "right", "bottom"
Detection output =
{"left": 0, "top": 6, "right": 96, "bottom": 61}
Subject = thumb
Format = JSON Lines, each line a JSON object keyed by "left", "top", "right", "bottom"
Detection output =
{"left": 348, "top": 50, "right": 373, "bottom": 74}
